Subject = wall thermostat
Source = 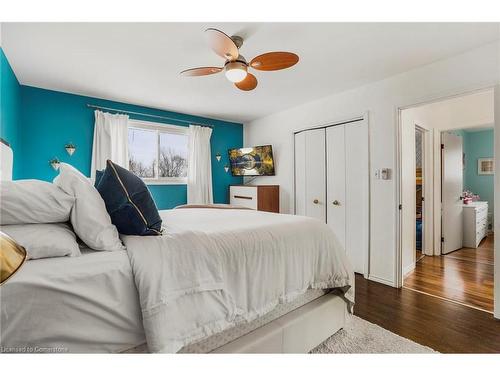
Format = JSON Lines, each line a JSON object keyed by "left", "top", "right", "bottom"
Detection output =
{"left": 381, "top": 168, "right": 390, "bottom": 180}
{"left": 375, "top": 168, "right": 391, "bottom": 180}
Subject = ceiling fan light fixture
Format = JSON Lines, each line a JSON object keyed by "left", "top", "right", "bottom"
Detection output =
{"left": 224, "top": 61, "right": 247, "bottom": 83}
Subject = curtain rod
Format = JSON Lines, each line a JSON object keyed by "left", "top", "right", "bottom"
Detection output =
{"left": 86, "top": 104, "right": 213, "bottom": 128}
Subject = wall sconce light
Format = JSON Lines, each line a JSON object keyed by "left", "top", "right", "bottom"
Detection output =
{"left": 49, "top": 158, "right": 61, "bottom": 171}
{"left": 215, "top": 152, "right": 222, "bottom": 162}
{"left": 65, "top": 143, "right": 76, "bottom": 156}
{"left": 224, "top": 165, "right": 229, "bottom": 173}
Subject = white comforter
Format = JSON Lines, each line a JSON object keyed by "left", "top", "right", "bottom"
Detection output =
{"left": 122, "top": 208, "right": 354, "bottom": 353}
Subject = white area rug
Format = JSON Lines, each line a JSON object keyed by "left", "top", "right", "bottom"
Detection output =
{"left": 311, "top": 316, "right": 437, "bottom": 353}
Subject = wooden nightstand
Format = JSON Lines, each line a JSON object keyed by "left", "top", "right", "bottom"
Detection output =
{"left": 229, "top": 185, "right": 280, "bottom": 213}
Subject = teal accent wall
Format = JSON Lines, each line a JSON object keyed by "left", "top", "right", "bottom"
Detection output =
{"left": 463, "top": 128, "right": 494, "bottom": 222}
{"left": 0, "top": 48, "right": 21, "bottom": 178}
{"left": 18, "top": 86, "right": 243, "bottom": 209}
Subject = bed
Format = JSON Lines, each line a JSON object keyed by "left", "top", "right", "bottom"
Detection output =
{"left": 0, "top": 140, "right": 354, "bottom": 353}
{"left": 0, "top": 248, "right": 145, "bottom": 353}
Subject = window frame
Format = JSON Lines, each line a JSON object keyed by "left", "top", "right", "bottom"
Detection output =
{"left": 128, "top": 119, "right": 189, "bottom": 185}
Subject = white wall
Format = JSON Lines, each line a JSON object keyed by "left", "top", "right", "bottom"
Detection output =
{"left": 244, "top": 42, "right": 500, "bottom": 286}
{"left": 400, "top": 90, "right": 494, "bottom": 276}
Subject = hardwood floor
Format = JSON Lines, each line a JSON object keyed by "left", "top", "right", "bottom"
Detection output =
{"left": 404, "top": 235, "right": 494, "bottom": 312}
{"left": 354, "top": 274, "right": 500, "bottom": 353}
{"left": 446, "top": 235, "right": 494, "bottom": 265}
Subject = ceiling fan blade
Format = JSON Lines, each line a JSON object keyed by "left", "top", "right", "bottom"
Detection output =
{"left": 180, "top": 67, "right": 223, "bottom": 77}
{"left": 235, "top": 73, "right": 258, "bottom": 91}
{"left": 205, "top": 28, "right": 239, "bottom": 61}
{"left": 250, "top": 52, "right": 299, "bottom": 71}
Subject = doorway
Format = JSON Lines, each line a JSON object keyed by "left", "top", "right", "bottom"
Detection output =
{"left": 398, "top": 89, "right": 496, "bottom": 314}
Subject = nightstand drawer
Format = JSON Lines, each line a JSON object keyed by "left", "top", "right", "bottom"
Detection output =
{"left": 230, "top": 186, "right": 258, "bottom": 209}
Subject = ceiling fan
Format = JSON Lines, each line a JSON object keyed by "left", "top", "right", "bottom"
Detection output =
{"left": 180, "top": 28, "right": 299, "bottom": 91}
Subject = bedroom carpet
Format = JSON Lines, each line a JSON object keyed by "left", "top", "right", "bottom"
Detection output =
{"left": 310, "top": 316, "right": 437, "bottom": 354}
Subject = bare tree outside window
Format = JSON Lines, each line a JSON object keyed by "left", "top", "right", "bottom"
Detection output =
{"left": 158, "top": 147, "right": 188, "bottom": 177}
{"left": 128, "top": 123, "right": 188, "bottom": 182}
{"left": 129, "top": 155, "right": 155, "bottom": 178}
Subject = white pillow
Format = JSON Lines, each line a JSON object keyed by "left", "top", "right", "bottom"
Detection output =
{"left": 53, "top": 163, "right": 124, "bottom": 251}
{"left": 0, "top": 180, "right": 75, "bottom": 225}
{"left": 1, "top": 223, "right": 81, "bottom": 260}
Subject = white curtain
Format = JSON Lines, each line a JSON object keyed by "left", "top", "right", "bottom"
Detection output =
{"left": 91, "top": 110, "right": 129, "bottom": 180}
{"left": 187, "top": 125, "right": 213, "bottom": 204}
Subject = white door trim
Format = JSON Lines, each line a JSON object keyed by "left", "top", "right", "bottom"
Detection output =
{"left": 494, "top": 85, "right": 500, "bottom": 319}
{"left": 415, "top": 124, "right": 434, "bottom": 257}
{"left": 395, "top": 85, "right": 497, "bottom": 291}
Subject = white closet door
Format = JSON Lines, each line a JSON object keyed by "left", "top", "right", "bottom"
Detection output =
{"left": 294, "top": 132, "right": 307, "bottom": 216}
{"left": 345, "top": 121, "right": 369, "bottom": 274}
{"left": 326, "top": 125, "right": 346, "bottom": 251}
{"left": 294, "top": 128, "right": 326, "bottom": 221}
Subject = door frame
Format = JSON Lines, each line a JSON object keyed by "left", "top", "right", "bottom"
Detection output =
{"left": 395, "top": 86, "right": 497, "bottom": 290}
{"left": 415, "top": 124, "right": 433, "bottom": 259}
{"left": 396, "top": 85, "right": 499, "bottom": 319}
{"left": 292, "top": 112, "right": 371, "bottom": 279}
{"left": 494, "top": 84, "right": 500, "bottom": 319}
{"left": 415, "top": 126, "right": 425, "bottom": 261}
{"left": 398, "top": 118, "right": 434, "bottom": 278}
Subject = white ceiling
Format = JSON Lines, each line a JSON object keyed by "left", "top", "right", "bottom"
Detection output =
{"left": 2, "top": 23, "right": 499, "bottom": 123}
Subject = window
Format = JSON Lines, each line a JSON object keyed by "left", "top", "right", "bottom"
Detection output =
{"left": 128, "top": 120, "right": 188, "bottom": 184}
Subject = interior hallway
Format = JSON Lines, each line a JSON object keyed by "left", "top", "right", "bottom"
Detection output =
{"left": 404, "top": 235, "right": 494, "bottom": 312}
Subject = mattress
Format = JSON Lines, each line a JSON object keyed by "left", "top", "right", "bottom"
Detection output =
{"left": 1, "top": 208, "right": 353, "bottom": 353}
{"left": 123, "top": 208, "right": 354, "bottom": 352}
{"left": 1, "top": 243, "right": 329, "bottom": 354}
{"left": 0, "top": 249, "right": 145, "bottom": 353}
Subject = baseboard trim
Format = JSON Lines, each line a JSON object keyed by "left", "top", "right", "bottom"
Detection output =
{"left": 403, "top": 263, "right": 416, "bottom": 277}
{"left": 367, "top": 275, "right": 396, "bottom": 287}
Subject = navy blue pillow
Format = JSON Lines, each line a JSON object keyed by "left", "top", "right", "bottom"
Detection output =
{"left": 94, "top": 169, "right": 104, "bottom": 188}
{"left": 96, "top": 160, "right": 162, "bottom": 236}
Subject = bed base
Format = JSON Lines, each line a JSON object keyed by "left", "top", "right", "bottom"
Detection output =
{"left": 123, "top": 293, "right": 349, "bottom": 353}
{"left": 211, "top": 293, "right": 349, "bottom": 353}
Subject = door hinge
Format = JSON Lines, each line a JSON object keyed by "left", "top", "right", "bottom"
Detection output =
{"left": 441, "top": 144, "right": 444, "bottom": 149}
{"left": 421, "top": 197, "right": 425, "bottom": 202}
{"left": 441, "top": 237, "right": 445, "bottom": 242}
{"left": 399, "top": 204, "right": 402, "bottom": 210}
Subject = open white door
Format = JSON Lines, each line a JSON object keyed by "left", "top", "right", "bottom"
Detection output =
{"left": 441, "top": 132, "right": 463, "bottom": 254}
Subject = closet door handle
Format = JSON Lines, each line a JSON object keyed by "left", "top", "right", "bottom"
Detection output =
{"left": 332, "top": 200, "right": 340, "bottom": 206}
{"left": 313, "top": 199, "right": 319, "bottom": 204}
